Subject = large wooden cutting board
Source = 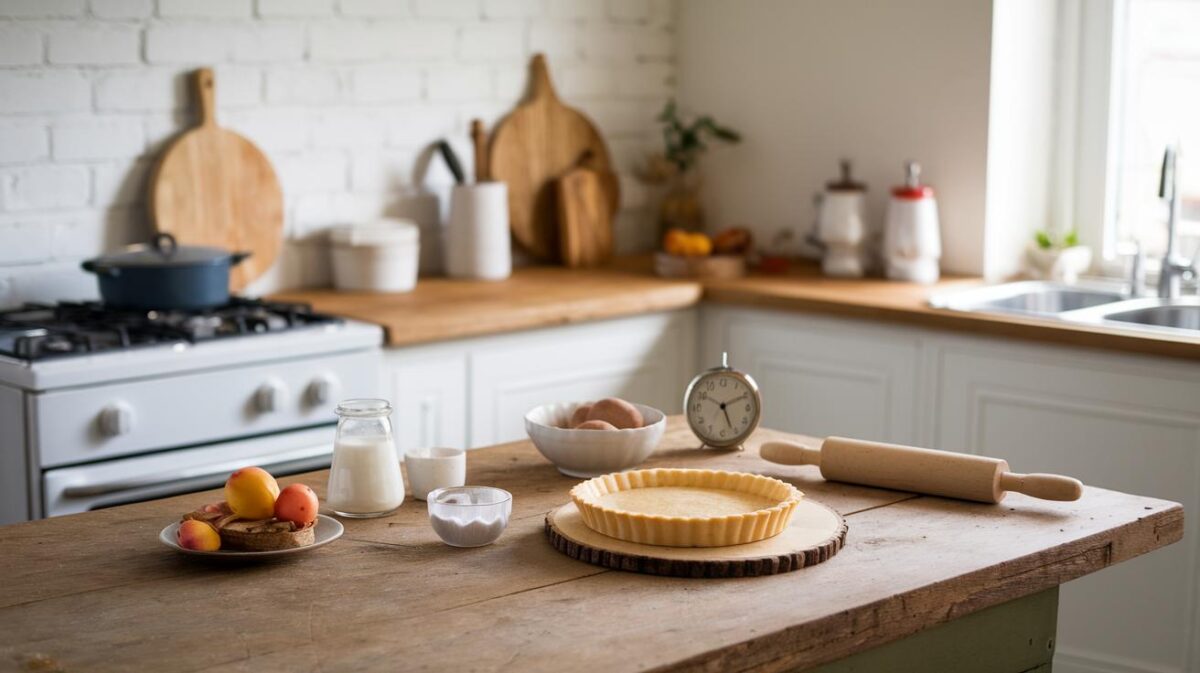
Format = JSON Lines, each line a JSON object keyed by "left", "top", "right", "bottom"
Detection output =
{"left": 149, "top": 68, "right": 283, "bottom": 292}
{"left": 488, "top": 54, "right": 613, "bottom": 262}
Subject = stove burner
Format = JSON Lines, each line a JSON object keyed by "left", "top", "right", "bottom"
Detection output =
{"left": 0, "top": 298, "right": 341, "bottom": 362}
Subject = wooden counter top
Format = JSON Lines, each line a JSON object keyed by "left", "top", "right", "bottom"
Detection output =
{"left": 0, "top": 419, "right": 1182, "bottom": 673}
{"left": 273, "top": 259, "right": 1200, "bottom": 360}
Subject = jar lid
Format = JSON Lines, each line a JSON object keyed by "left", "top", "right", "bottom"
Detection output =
{"left": 330, "top": 219, "right": 419, "bottom": 247}
{"left": 892, "top": 161, "right": 934, "bottom": 200}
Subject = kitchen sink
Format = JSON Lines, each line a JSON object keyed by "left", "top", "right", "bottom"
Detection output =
{"left": 1083, "top": 297, "right": 1200, "bottom": 334}
{"left": 929, "top": 281, "right": 1127, "bottom": 317}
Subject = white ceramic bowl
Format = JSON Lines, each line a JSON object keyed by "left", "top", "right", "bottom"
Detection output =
{"left": 524, "top": 402, "right": 666, "bottom": 478}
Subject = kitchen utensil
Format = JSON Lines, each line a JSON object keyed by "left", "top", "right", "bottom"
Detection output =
{"left": 760, "top": 437, "right": 1083, "bottom": 504}
{"left": 683, "top": 351, "right": 761, "bottom": 449}
{"left": 883, "top": 161, "right": 941, "bottom": 283}
{"left": 524, "top": 402, "right": 665, "bottom": 478}
{"left": 471, "top": 118, "right": 488, "bottom": 182}
{"left": 427, "top": 486, "right": 512, "bottom": 547}
{"left": 159, "top": 514, "right": 344, "bottom": 559}
{"left": 653, "top": 253, "right": 746, "bottom": 279}
{"left": 81, "top": 232, "right": 250, "bottom": 311}
{"left": 327, "top": 399, "right": 405, "bottom": 518}
{"left": 405, "top": 447, "right": 466, "bottom": 501}
{"left": 488, "top": 53, "right": 613, "bottom": 261}
{"left": 814, "top": 160, "right": 867, "bottom": 278}
{"left": 545, "top": 498, "right": 845, "bottom": 577}
{"left": 445, "top": 182, "right": 511, "bottom": 280}
{"left": 437, "top": 140, "right": 466, "bottom": 185}
{"left": 557, "top": 166, "right": 614, "bottom": 267}
{"left": 150, "top": 68, "right": 283, "bottom": 293}
{"left": 330, "top": 219, "right": 420, "bottom": 293}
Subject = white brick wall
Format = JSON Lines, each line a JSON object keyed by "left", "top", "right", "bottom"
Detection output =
{"left": 0, "top": 0, "right": 677, "bottom": 306}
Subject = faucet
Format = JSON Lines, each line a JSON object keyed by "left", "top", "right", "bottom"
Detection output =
{"left": 1157, "top": 145, "right": 1195, "bottom": 298}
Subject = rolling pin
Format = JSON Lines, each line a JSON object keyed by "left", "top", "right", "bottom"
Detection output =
{"left": 760, "top": 437, "right": 1083, "bottom": 503}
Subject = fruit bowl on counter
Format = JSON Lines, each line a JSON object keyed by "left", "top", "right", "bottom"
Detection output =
{"left": 654, "top": 227, "right": 750, "bottom": 279}
{"left": 525, "top": 399, "right": 666, "bottom": 478}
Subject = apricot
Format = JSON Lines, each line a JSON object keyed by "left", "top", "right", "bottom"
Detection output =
{"left": 663, "top": 228, "right": 690, "bottom": 256}
{"left": 575, "top": 419, "right": 617, "bottom": 431}
{"left": 274, "top": 484, "right": 319, "bottom": 526}
{"left": 224, "top": 467, "right": 280, "bottom": 520}
{"left": 568, "top": 404, "right": 593, "bottom": 428}
{"left": 586, "top": 398, "right": 643, "bottom": 429}
{"left": 713, "top": 227, "right": 752, "bottom": 255}
{"left": 686, "top": 232, "right": 713, "bottom": 257}
{"left": 177, "top": 520, "right": 221, "bottom": 551}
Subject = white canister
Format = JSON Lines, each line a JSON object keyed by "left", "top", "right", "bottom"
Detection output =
{"left": 330, "top": 219, "right": 420, "bottom": 292}
{"left": 445, "top": 183, "right": 511, "bottom": 281}
{"left": 883, "top": 161, "right": 941, "bottom": 284}
{"left": 814, "top": 161, "right": 868, "bottom": 278}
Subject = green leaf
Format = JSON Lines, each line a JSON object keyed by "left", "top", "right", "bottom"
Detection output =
{"left": 1035, "top": 230, "right": 1053, "bottom": 250}
{"left": 1062, "top": 230, "right": 1079, "bottom": 247}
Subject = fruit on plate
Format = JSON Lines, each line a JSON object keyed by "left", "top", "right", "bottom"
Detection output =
{"left": 177, "top": 519, "right": 221, "bottom": 551}
{"left": 225, "top": 466, "right": 280, "bottom": 519}
{"left": 274, "top": 484, "right": 319, "bottom": 526}
{"left": 663, "top": 228, "right": 712, "bottom": 257}
{"left": 713, "top": 227, "right": 752, "bottom": 255}
{"left": 575, "top": 419, "right": 618, "bottom": 431}
{"left": 586, "top": 397, "right": 644, "bottom": 429}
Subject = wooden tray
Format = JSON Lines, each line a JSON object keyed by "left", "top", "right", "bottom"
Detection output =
{"left": 545, "top": 499, "right": 846, "bottom": 578}
{"left": 654, "top": 252, "right": 747, "bottom": 280}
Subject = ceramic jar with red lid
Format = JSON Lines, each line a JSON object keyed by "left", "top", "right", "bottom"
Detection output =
{"left": 883, "top": 161, "right": 941, "bottom": 283}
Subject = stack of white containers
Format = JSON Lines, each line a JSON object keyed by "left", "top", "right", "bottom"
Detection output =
{"left": 330, "top": 219, "right": 421, "bottom": 292}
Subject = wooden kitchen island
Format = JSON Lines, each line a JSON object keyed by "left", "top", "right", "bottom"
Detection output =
{"left": 0, "top": 420, "right": 1183, "bottom": 673}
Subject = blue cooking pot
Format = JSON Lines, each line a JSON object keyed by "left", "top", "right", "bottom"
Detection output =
{"left": 82, "top": 233, "right": 251, "bottom": 311}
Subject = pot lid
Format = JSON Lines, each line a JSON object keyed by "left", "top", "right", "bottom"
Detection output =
{"left": 892, "top": 160, "right": 934, "bottom": 200}
{"left": 330, "top": 218, "right": 419, "bottom": 247}
{"left": 93, "top": 233, "right": 240, "bottom": 267}
{"left": 826, "top": 159, "right": 866, "bottom": 192}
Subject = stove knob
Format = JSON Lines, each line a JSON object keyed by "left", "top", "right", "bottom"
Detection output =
{"left": 98, "top": 402, "right": 134, "bottom": 437}
{"left": 306, "top": 375, "right": 338, "bottom": 407}
{"left": 254, "top": 379, "right": 288, "bottom": 414}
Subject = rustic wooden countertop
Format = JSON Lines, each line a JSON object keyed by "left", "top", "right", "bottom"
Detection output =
{"left": 0, "top": 419, "right": 1182, "bottom": 673}
{"left": 273, "top": 258, "right": 1200, "bottom": 360}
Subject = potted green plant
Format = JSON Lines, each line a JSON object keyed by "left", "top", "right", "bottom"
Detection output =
{"left": 1026, "top": 229, "right": 1091, "bottom": 283}
{"left": 639, "top": 100, "right": 741, "bottom": 236}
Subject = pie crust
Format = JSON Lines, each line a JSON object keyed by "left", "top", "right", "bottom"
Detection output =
{"left": 570, "top": 468, "right": 803, "bottom": 547}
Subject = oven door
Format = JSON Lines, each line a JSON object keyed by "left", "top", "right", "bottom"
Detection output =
{"left": 41, "top": 426, "right": 336, "bottom": 517}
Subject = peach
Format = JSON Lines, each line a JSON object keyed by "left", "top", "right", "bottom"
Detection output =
{"left": 568, "top": 404, "right": 593, "bottom": 428}
{"left": 575, "top": 419, "right": 617, "bottom": 431}
{"left": 586, "top": 398, "right": 643, "bottom": 429}
{"left": 177, "top": 520, "right": 221, "bottom": 551}
{"left": 224, "top": 467, "right": 280, "bottom": 520}
{"left": 274, "top": 484, "right": 319, "bottom": 526}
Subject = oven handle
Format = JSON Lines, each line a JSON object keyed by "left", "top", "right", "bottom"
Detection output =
{"left": 60, "top": 444, "right": 333, "bottom": 498}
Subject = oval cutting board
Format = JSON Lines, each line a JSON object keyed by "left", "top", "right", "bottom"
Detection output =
{"left": 488, "top": 54, "right": 613, "bottom": 262}
{"left": 545, "top": 499, "right": 847, "bottom": 578}
{"left": 149, "top": 68, "right": 283, "bottom": 292}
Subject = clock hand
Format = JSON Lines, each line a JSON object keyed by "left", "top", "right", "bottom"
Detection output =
{"left": 722, "top": 407, "right": 733, "bottom": 429}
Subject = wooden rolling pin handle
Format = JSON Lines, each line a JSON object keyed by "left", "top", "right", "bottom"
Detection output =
{"left": 759, "top": 441, "right": 822, "bottom": 467}
{"left": 998, "top": 472, "right": 1083, "bottom": 502}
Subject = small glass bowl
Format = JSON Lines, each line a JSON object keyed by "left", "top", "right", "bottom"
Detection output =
{"left": 426, "top": 486, "right": 513, "bottom": 548}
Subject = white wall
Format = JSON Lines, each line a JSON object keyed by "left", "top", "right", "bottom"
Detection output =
{"left": 677, "top": 0, "right": 994, "bottom": 275}
{"left": 0, "top": 0, "right": 677, "bottom": 307}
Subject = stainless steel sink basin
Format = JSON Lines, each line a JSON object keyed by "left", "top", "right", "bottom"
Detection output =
{"left": 1082, "top": 297, "right": 1200, "bottom": 334}
{"left": 929, "top": 281, "right": 1127, "bottom": 317}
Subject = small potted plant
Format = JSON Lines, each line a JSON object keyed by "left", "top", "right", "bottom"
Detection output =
{"left": 1026, "top": 229, "right": 1091, "bottom": 283}
{"left": 639, "top": 100, "right": 741, "bottom": 236}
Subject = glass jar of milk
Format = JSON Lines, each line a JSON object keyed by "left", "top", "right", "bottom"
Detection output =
{"left": 327, "top": 399, "right": 405, "bottom": 518}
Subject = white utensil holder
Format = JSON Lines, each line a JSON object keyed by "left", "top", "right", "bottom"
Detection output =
{"left": 445, "top": 183, "right": 511, "bottom": 281}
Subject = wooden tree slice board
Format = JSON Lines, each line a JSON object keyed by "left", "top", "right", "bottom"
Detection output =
{"left": 545, "top": 499, "right": 847, "bottom": 578}
{"left": 150, "top": 68, "right": 283, "bottom": 292}
{"left": 488, "top": 54, "right": 613, "bottom": 262}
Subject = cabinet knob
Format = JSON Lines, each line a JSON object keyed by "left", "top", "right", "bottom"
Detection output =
{"left": 98, "top": 402, "right": 134, "bottom": 437}
{"left": 255, "top": 379, "right": 288, "bottom": 413}
{"left": 306, "top": 375, "right": 338, "bottom": 406}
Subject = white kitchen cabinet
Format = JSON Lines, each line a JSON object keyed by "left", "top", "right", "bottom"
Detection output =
{"left": 701, "top": 306, "right": 922, "bottom": 444}
{"left": 383, "top": 346, "right": 468, "bottom": 454}
{"left": 703, "top": 305, "right": 1199, "bottom": 673}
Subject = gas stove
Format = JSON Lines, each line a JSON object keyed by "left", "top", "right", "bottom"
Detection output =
{"left": 0, "top": 299, "right": 341, "bottom": 362}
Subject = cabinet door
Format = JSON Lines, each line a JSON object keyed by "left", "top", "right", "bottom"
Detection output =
{"left": 383, "top": 348, "right": 468, "bottom": 454}
{"left": 704, "top": 307, "right": 921, "bottom": 444}
{"left": 931, "top": 336, "right": 1200, "bottom": 673}
{"left": 470, "top": 311, "right": 696, "bottom": 446}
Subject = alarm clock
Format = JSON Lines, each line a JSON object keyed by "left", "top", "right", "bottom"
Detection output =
{"left": 683, "top": 352, "right": 762, "bottom": 449}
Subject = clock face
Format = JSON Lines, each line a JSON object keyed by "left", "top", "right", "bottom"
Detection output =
{"left": 685, "top": 370, "right": 760, "bottom": 446}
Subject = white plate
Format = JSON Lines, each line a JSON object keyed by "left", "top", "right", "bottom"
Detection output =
{"left": 159, "top": 514, "right": 344, "bottom": 559}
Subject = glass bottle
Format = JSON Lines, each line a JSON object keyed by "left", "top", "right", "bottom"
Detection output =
{"left": 326, "top": 399, "right": 405, "bottom": 518}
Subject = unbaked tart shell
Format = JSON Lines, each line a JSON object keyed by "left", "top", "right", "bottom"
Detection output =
{"left": 570, "top": 468, "right": 803, "bottom": 547}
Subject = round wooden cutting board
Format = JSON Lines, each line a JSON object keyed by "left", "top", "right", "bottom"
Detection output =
{"left": 545, "top": 499, "right": 847, "bottom": 578}
{"left": 149, "top": 68, "right": 283, "bottom": 292}
{"left": 488, "top": 54, "right": 613, "bottom": 262}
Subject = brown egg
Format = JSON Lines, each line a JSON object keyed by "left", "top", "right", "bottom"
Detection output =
{"left": 568, "top": 404, "right": 593, "bottom": 428}
{"left": 586, "top": 398, "right": 643, "bottom": 429}
{"left": 574, "top": 419, "right": 618, "bottom": 431}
